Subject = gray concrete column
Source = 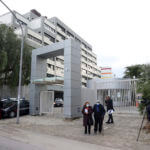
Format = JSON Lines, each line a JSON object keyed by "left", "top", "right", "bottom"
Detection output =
{"left": 64, "top": 40, "right": 81, "bottom": 118}
{"left": 30, "top": 52, "right": 47, "bottom": 115}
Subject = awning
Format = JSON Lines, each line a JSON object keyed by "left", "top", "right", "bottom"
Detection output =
{"left": 31, "top": 77, "right": 64, "bottom": 85}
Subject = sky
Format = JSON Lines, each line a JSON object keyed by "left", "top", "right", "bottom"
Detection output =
{"left": 0, "top": 0, "right": 150, "bottom": 77}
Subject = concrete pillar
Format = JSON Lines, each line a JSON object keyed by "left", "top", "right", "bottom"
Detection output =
{"left": 30, "top": 52, "right": 47, "bottom": 115}
{"left": 64, "top": 40, "right": 81, "bottom": 118}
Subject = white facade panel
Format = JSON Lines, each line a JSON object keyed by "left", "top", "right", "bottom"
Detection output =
{"left": 28, "top": 18, "right": 42, "bottom": 29}
{"left": 0, "top": 13, "right": 12, "bottom": 25}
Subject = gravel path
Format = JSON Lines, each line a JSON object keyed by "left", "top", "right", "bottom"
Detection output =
{"left": 0, "top": 110, "right": 150, "bottom": 150}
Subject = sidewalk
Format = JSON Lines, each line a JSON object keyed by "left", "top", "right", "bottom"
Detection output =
{"left": 0, "top": 130, "right": 117, "bottom": 150}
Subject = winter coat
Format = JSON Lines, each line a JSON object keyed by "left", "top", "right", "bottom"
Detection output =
{"left": 147, "top": 104, "right": 150, "bottom": 121}
{"left": 82, "top": 106, "right": 93, "bottom": 126}
{"left": 105, "top": 98, "right": 114, "bottom": 111}
{"left": 93, "top": 103, "right": 106, "bottom": 119}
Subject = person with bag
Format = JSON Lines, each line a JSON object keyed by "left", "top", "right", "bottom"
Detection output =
{"left": 82, "top": 101, "right": 93, "bottom": 134}
{"left": 105, "top": 96, "right": 114, "bottom": 124}
{"left": 0, "top": 97, "right": 2, "bottom": 119}
{"left": 93, "top": 100, "right": 105, "bottom": 134}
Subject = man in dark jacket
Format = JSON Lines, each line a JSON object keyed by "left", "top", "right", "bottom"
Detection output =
{"left": 0, "top": 97, "right": 2, "bottom": 119}
{"left": 146, "top": 103, "right": 150, "bottom": 121}
{"left": 93, "top": 100, "right": 105, "bottom": 133}
{"left": 105, "top": 96, "right": 114, "bottom": 124}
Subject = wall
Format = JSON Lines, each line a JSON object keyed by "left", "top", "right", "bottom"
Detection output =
{"left": 81, "top": 87, "right": 97, "bottom": 106}
{"left": 0, "top": 85, "right": 30, "bottom": 100}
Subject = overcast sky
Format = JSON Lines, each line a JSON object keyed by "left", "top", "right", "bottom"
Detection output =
{"left": 0, "top": 0, "right": 150, "bottom": 77}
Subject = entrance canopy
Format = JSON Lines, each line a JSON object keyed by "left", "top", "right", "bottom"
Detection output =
{"left": 31, "top": 77, "right": 64, "bottom": 85}
{"left": 30, "top": 39, "right": 81, "bottom": 118}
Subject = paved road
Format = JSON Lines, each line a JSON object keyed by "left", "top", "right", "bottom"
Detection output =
{"left": 0, "top": 133, "right": 117, "bottom": 150}
{"left": 0, "top": 136, "right": 40, "bottom": 150}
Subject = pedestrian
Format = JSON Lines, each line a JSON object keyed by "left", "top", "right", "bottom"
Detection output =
{"left": 146, "top": 103, "right": 150, "bottom": 122}
{"left": 105, "top": 96, "right": 114, "bottom": 124}
{"left": 0, "top": 97, "right": 2, "bottom": 119}
{"left": 82, "top": 102, "right": 93, "bottom": 134}
{"left": 93, "top": 100, "right": 105, "bottom": 134}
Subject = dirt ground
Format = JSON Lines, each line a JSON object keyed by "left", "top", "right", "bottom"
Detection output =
{"left": 0, "top": 109, "right": 150, "bottom": 150}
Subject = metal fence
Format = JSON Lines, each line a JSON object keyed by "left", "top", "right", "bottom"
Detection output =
{"left": 96, "top": 78, "right": 138, "bottom": 113}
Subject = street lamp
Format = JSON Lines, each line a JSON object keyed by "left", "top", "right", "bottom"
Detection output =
{"left": 0, "top": 0, "right": 24, "bottom": 124}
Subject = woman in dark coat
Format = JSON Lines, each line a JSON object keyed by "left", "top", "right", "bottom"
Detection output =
{"left": 82, "top": 102, "right": 93, "bottom": 134}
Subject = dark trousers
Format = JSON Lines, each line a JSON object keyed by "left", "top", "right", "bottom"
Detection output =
{"left": 0, "top": 109, "right": 1, "bottom": 119}
{"left": 85, "top": 124, "right": 91, "bottom": 134}
{"left": 108, "top": 114, "right": 114, "bottom": 123}
{"left": 94, "top": 116, "right": 104, "bottom": 133}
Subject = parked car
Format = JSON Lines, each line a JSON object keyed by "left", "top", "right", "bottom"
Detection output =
{"left": 1, "top": 98, "right": 29, "bottom": 118}
{"left": 53, "top": 98, "right": 63, "bottom": 107}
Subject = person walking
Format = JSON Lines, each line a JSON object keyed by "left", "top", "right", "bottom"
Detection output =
{"left": 93, "top": 100, "right": 105, "bottom": 134}
{"left": 105, "top": 96, "right": 114, "bottom": 124}
{"left": 0, "top": 97, "right": 2, "bottom": 119}
{"left": 82, "top": 102, "right": 93, "bottom": 134}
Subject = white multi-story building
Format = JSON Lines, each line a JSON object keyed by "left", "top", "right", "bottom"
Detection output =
{"left": 0, "top": 9, "right": 101, "bottom": 87}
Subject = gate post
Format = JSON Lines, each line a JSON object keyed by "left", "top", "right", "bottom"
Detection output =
{"left": 64, "top": 40, "right": 81, "bottom": 118}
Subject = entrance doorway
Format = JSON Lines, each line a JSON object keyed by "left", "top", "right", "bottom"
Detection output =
{"left": 40, "top": 91, "right": 54, "bottom": 115}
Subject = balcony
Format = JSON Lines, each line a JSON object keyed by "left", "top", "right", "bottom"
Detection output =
{"left": 47, "top": 59, "right": 55, "bottom": 65}
{"left": 55, "top": 61, "right": 64, "bottom": 68}
{"left": 82, "top": 78, "right": 87, "bottom": 83}
{"left": 43, "top": 36, "right": 54, "bottom": 45}
{"left": 56, "top": 27, "right": 67, "bottom": 37}
{"left": 44, "top": 19, "right": 55, "bottom": 30}
{"left": 56, "top": 35, "right": 62, "bottom": 41}
{"left": 47, "top": 68, "right": 55, "bottom": 75}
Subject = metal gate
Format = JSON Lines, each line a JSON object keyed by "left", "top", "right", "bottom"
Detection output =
{"left": 96, "top": 79, "right": 138, "bottom": 113}
{"left": 40, "top": 91, "right": 54, "bottom": 115}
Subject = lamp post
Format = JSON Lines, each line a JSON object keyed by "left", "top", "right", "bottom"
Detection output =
{"left": 0, "top": 0, "right": 24, "bottom": 124}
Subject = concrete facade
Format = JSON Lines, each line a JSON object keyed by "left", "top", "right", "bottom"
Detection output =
{"left": 0, "top": 9, "right": 101, "bottom": 87}
{"left": 30, "top": 39, "right": 81, "bottom": 118}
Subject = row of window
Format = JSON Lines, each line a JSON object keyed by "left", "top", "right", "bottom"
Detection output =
{"left": 57, "top": 23, "right": 65, "bottom": 33}
{"left": 82, "top": 56, "right": 97, "bottom": 66}
{"left": 27, "top": 34, "right": 42, "bottom": 44}
{"left": 44, "top": 32, "right": 55, "bottom": 43}
{"left": 67, "top": 31, "right": 74, "bottom": 38}
{"left": 56, "top": 23, "right": 92, "bottom": 52}
{"left": 82, "top": 62, "right": 100, "bottom": 73}
{"left": 44, "top": 23, "right": 55, "bottom": 33}
{"left": 57, "top": 32, "right": 65, "bottom": 40}
{"left": 82, "top": 49, "right": 96, "bottom": 61}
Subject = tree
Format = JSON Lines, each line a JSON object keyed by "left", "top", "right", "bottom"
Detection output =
{"left": 0, "top": 24, "right": 32, "bottom": 86}
{"left": 123, "top": 64, "right": 144, "bottom": 79}
{"left": 124, "top": 64, "right": 150, "bottom": 114}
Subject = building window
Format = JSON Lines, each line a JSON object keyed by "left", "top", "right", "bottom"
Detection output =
{"left": 44, "top": 42, "right": 48, "bottom": 46}
{"left": 47, "top": 74, "right": 54, "bottom": 77}
{"left": 57, "top": 23, "right": 65, "bottom": 33}
{"left": 75, "top": 37, "right": 81, "bottom": 43}
{"left": 44, "top": 32, "right": 55, "bottom": 43}
{"left": 57, "top": 32, "right": 65, "bottom": 40}
{"left": 27, "top": 34, "right": 42, "bottom": 44}
{"left": 44, "top": 23, "right": 55, "bottom": 33}
{"left": 82, "top": 43, "right": 87, "bottom": 49}
{"left": 67, "top": 31, "right": 74, "bottom": 38}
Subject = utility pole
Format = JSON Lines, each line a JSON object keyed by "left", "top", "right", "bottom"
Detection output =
{"left": 0, "top": 0, "right": 24, "bottom": 124}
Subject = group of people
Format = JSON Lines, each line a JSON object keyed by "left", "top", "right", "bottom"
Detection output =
{"left": 82, "top": 96, "right": 114, "bottom": 134}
